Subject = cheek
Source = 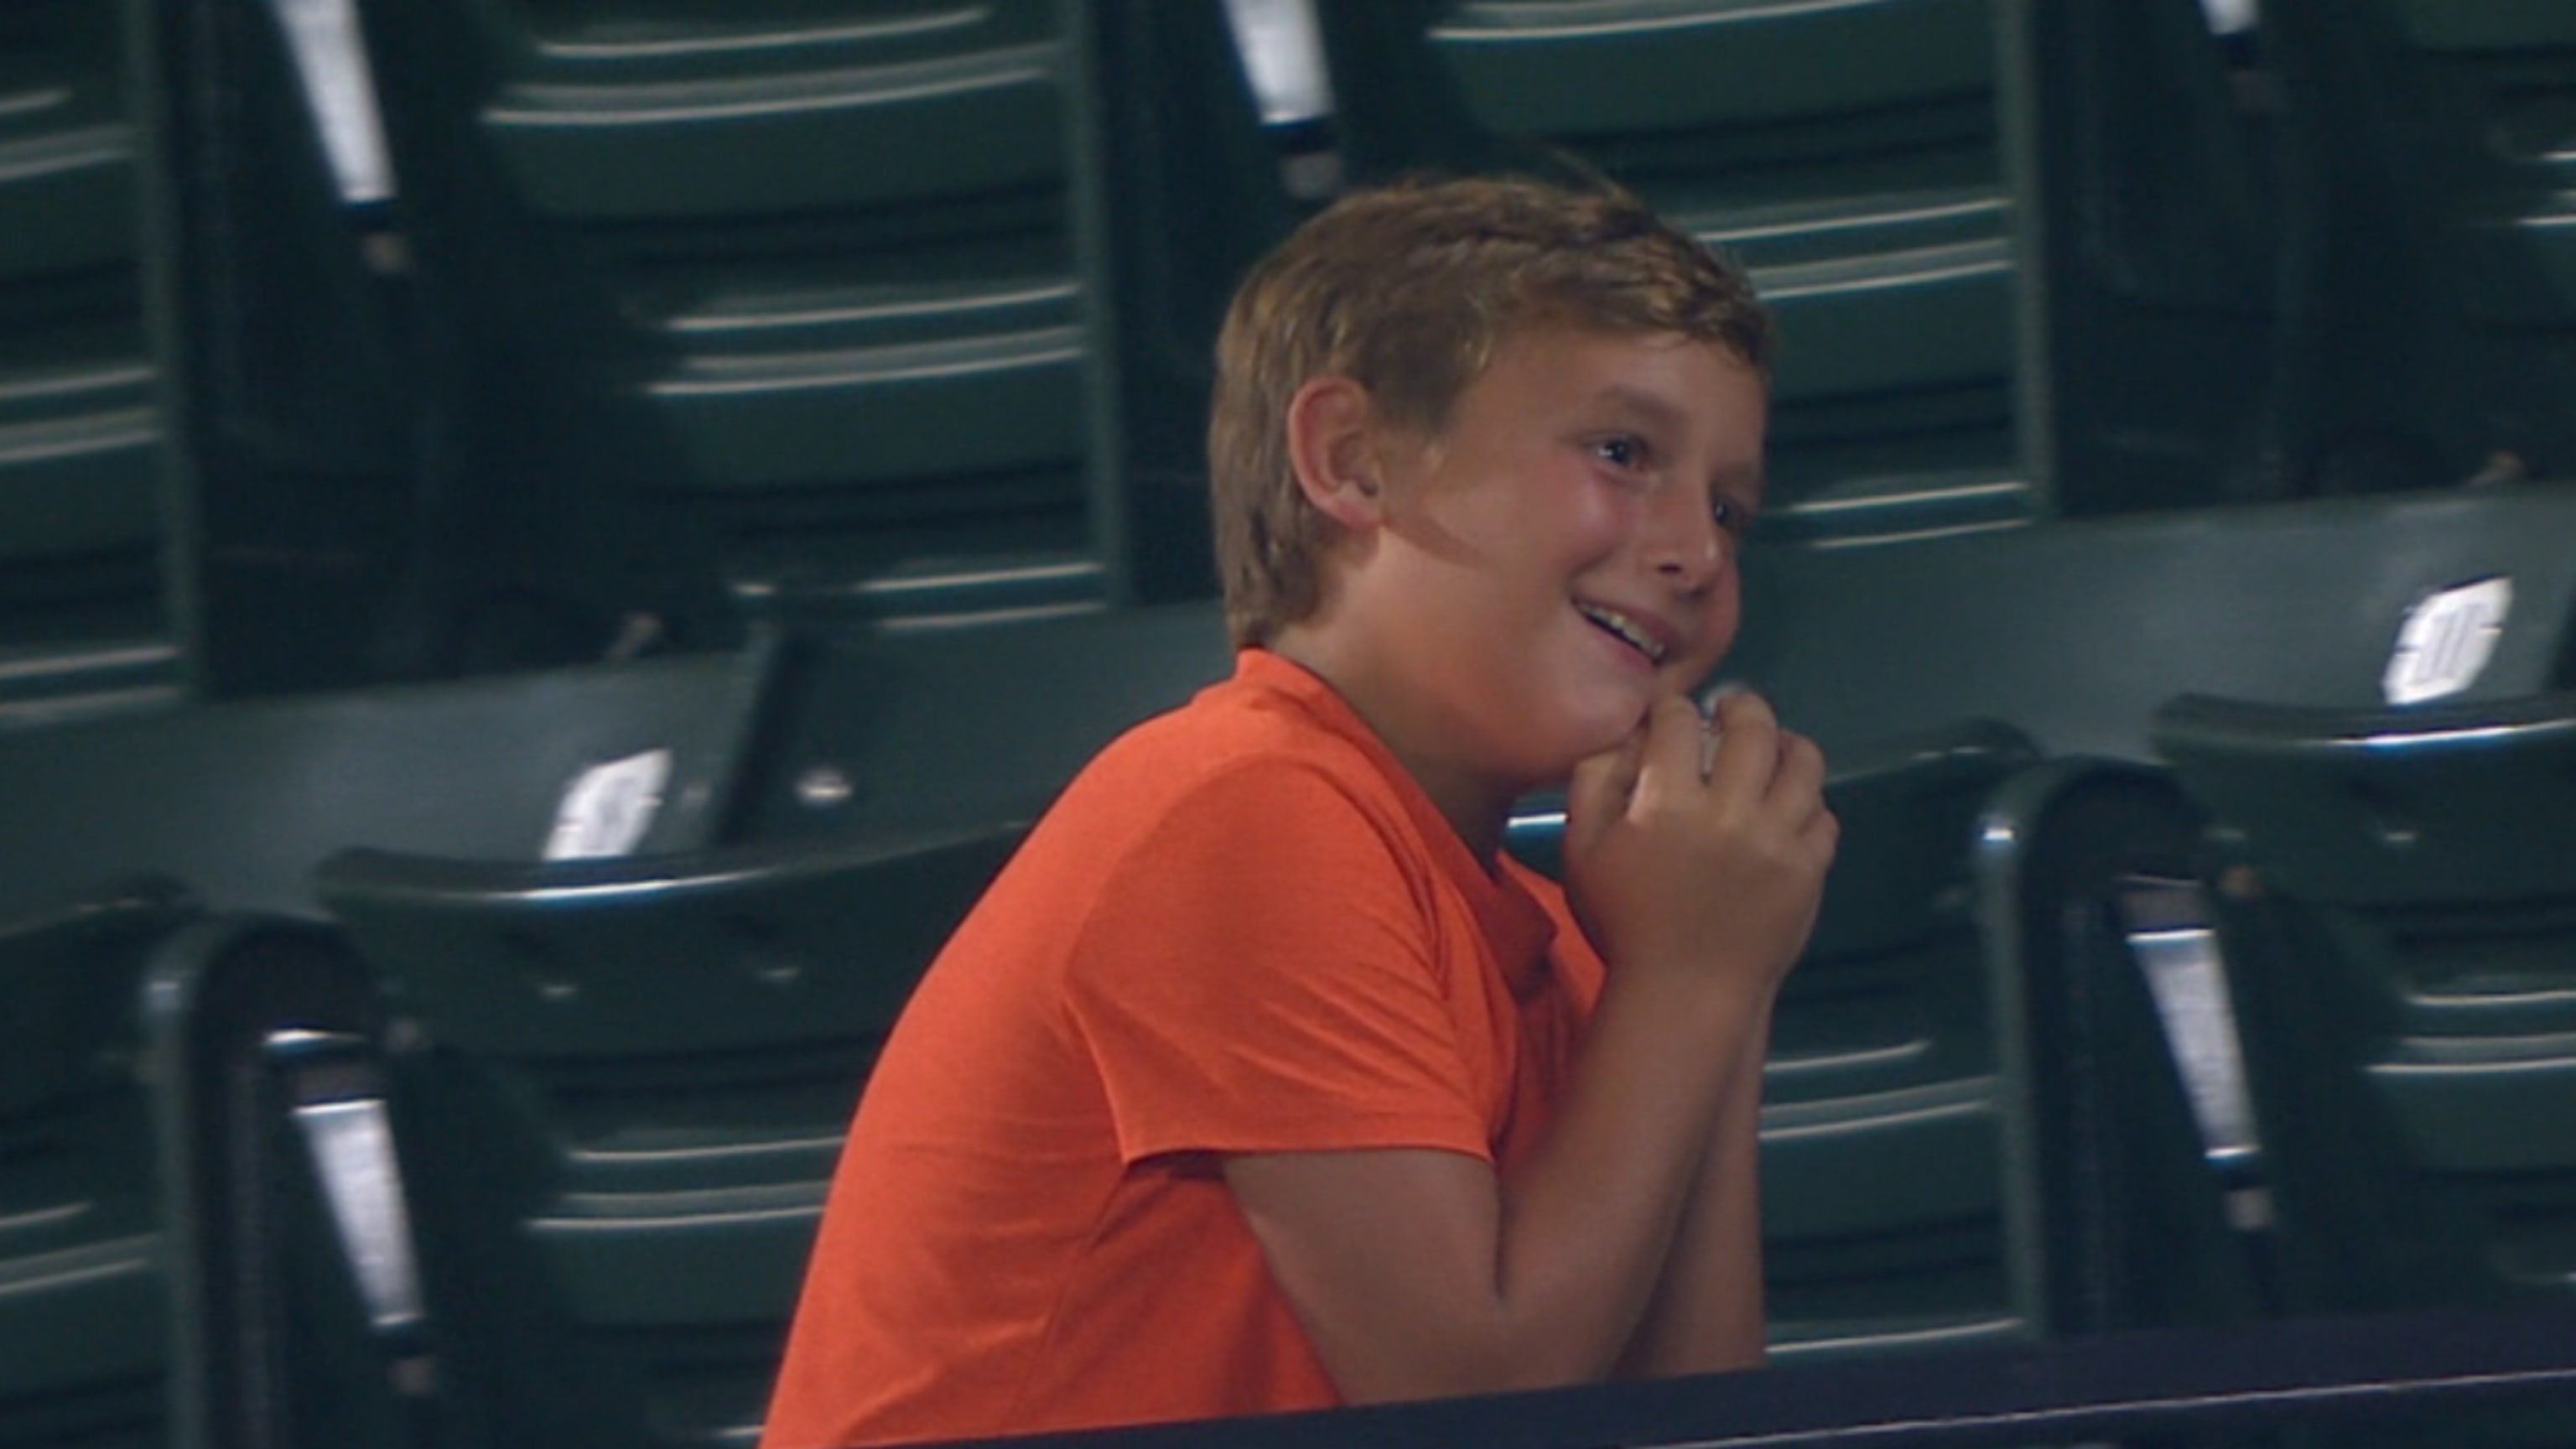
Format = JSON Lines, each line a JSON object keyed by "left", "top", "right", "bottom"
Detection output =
{"left": 1515, "top": 466, "right": 1632, "bottom": 567}
{"left": 1563, "top": 485, "right": 1640, "bottom": 561}
{"left": 1683, "top": 575, "right": 1744, "bottom": 676}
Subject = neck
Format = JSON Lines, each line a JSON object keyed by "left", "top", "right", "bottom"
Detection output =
{"left": 1265, "top": 631, "right": 1519, "bottom": 867}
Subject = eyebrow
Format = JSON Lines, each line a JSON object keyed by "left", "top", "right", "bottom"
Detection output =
{"left": 1588, "top": 383, "right": 1694, "bottom": 432}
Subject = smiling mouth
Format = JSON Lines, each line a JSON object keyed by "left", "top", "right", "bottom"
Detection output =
{"left": 1575, "top": 602, "right": 1668, "bottom": 664}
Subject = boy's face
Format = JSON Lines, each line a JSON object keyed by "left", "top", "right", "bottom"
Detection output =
{"left": 1337, "top": 325, "right": 1766, "bottom": 789}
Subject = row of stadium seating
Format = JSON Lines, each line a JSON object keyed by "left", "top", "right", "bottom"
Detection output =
{"left": 7, "top": 0, "right": 2576, "bottom": 1444}
{"left": 7, "top": 475, "right": 2575, "bottom": 1446}
{"left": 3, "top": 0, "right": 1253, "bottom": 711}
{"left": 13, "top": 0, "right": 2576, "bottom": 711}
{"left": 0, "top": 0, "right": 186, "bottom": 718}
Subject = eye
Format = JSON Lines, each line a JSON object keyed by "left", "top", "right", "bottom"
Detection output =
{"left": 1711, "top": 491, "right": 1755, "bottom": 540}
{"left": 1592, "top": 434, "right": 1645, "bottom": 470}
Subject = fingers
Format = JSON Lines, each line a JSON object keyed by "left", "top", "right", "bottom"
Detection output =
{"left": 1696, "top": 682, "right": 1748, "bottom": 776}
{"left": 1582, "top": 689, "right": 1831, "bottom": 847}
{"left": 1556, "top": 688, "right": 1836, "bottom": 992}
{"left": 1636, "top": 693, "right": 1716, "bottom": 802}
{"left": 1771, "top": 727, "right": 1826, "bottom": 814}
{"left": 1803, "top": 799, "right": 1841, "bottom": 858}
{"left": 1704, "top": 702, "right": 1835, "bottom": 867}
{"left": 1565, "top": 714, "right": 1649, "bottom": 846}
{"left": 1779, "top": 731, "right": 1839, "bottom": 864}
{"left": 1700, "top": 690, "right": 1782, "bottom": 802}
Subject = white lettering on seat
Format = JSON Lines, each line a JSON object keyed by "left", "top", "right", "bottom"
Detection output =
{"left": 2384, "top": 576, "right": 2514, "bottom": 706}
{"left": 545, "top": 748, "right": 674, "bottom": 860}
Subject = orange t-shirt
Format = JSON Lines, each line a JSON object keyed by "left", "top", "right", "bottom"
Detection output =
{"left": 761, "top": 649, "right": 1606, "bottom": 1447}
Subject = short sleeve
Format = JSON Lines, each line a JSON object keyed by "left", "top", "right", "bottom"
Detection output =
{"left": 1062, "top": 760, "right": 1493, "bottom": 1166}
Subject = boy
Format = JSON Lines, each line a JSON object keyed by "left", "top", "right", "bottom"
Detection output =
{"left": 761, "top": 175, "right": 1836, "bottom": 1447}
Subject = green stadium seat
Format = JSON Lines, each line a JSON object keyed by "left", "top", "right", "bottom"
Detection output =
{"left": 0, "top": 0, "right": 182, "bottom": 717}
{"left": 0, "top": 875, "right": 436, "bottom": 1449}
{"left": 2153, "top": 688, "right": 2576, "bottom": 1446}
{"left": 1319, "top": 0, "right": 2275, "bottom": 535}
{"left": 0, "top": 642, "right": 778, "bottom": 921}
{"left": 143, "top": 911, "right": 430, "bottom": 1449}
{"left": 740, "top": 600, "right": 1232, "bottom": 843}
{"left": 312, "top": 825, "right": 1026, "bottom": 1449}
{"left": 2153, "top": 690, "right": 2576, "bottom": 1318}
{"left": 0, "top": 878, "right": 195, "bottom": 1449}
{"left": 1082, "top": 0, "right": 1314, "bottom": 603}
{"left": 2261, "top": 0, "right": 2576, "bottom": 493}
{"left": 1998, "top": 1, "right": 2284, "bottom": 517}
{"left": 1971, "top": 760, "right": 2272, "bottom": 1339}
{"left": 117, "top": 0, "right": 1287, "bottom": 662}
{"left": 1727, "top": 482, "right": 2576, "bottom": 766}
{"left": 122, "top": 0, "right": 459, "bottom": 693}
{"left": 346, "top": 0, "right": 1127, "bottom": 638}
{"left": 1750, "top": 721, "right": 2053, "bottom": 1359}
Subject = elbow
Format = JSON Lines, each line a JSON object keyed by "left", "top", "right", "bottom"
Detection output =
{"left": 1325, "top": 1320, "right": 1625, "bottom": 1406}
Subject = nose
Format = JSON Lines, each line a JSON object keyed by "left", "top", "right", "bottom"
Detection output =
{"left": 1645, "top": 480, "right": 1727, "bottom": 593}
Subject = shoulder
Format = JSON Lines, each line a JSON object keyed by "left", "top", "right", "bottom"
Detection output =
{"left": 975, "top": 657, "right": 1455, "bottom": 980}
{"left": 1054, "top": 667, "right": 1424, "bottom": 867}
{"left": 1032, "top": 700, "right": 1448, "bottom": 967}
{"left": 1072, "top": 728, "right": 1430, "bottom": 910}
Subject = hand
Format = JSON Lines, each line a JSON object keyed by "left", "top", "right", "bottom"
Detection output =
{"left": 1560, "top": 691, "right": 1836, "bottom": 997}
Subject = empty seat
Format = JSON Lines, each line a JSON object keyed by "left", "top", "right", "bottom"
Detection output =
{"left": 0, "top": 0, "right": 181, "bottom": 717}
{"left": 1748, "top": 720, "right": 2050, "bottom": 1358}
{"left": 2262, "top": 0, "right": 2576, "bottom": 491}
{"left": 1971, "top": 758, "right": 2272, "bottom": 1338}
{"left": 0, "top": 878, "right": 195, "bottom": 1449}
{"left": 122, "top": 0, "right": 461, "bottom": 693}
{"left": 0, "top": 879, "right": 434, "bottom": 1449}
{"left": 144, "top": 911, "right": 429, "bottom": 1449}
{"left": 1725, "top": 480, "right": 2576, "bottom": 766}
{"left": 1082, "top": 0, "right": 1315, "bottom": 603}
{"left": 2153, "top": 689, "right": 2576, "bottom": 1318}
{"left": 349, "top": 0, "right": 1127, "bottom": 638}
{"left": 313, "top": 825, "right": 1024, "bottom": 1449}
{"left": 2153, "top": 688, "right": 2576, "bottom": 1446}
{"left": 0, "top": 642, "right": 777, "bottom": 920}
{"left": 740, "top": 600, "right": 1232, "bottom": 844}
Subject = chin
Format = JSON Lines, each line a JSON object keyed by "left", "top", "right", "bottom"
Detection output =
{"left": 1508, "top": 668, "right": 1656, "bottom": 776}
{"left": 1551, "top": 702, "right": 1655, "bottom": 774}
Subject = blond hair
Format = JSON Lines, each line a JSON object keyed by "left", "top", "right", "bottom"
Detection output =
{"left": 1208, "top": 174, "right": 1773, "bottom": 648}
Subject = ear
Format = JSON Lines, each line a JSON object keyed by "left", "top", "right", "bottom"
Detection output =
{"left": 1284, "top": 376, "right": 1390, "bottom": 532}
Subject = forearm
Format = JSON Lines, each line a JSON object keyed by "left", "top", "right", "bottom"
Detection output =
{"left": 1621, "top": 1008, "right": 1773, "bottom": 1378}
{"left": 1229, "top": 963, "right": 1784, "bottom": 1405}
{"left": 1488, "top": 689, "right": 1820, "bottom": 1386}
{"left": 1474, "top": 965, "right": 1775, "bottom": 1388}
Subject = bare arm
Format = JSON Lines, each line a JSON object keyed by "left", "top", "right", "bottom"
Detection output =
{"left": 1620, "top": 1010, "right": 1774, "bottom": 1378}
{"left": 1225, "top": 694, "right": 1834, "bottom": 1403}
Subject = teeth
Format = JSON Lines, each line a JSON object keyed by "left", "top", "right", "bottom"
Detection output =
{"left": 1576, "top": 603, "right": 1665, "bottom": 662}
